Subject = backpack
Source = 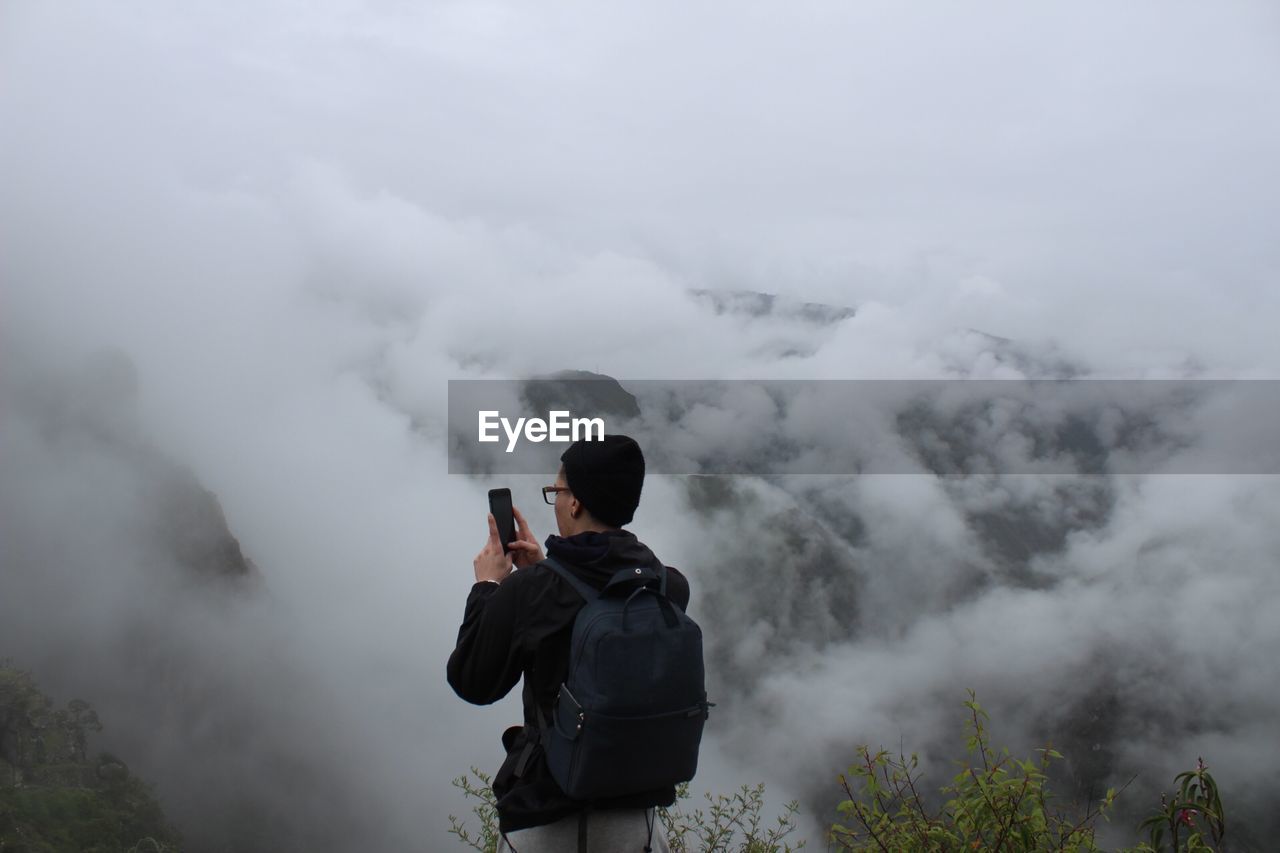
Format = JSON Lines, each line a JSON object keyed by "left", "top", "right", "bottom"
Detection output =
{"left": 539, "top": 556, "right": 712, "bottom": 801}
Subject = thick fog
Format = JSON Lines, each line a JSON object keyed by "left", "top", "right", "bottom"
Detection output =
{"left": 2, "top": 1, "right": 1279, "bottom": 850}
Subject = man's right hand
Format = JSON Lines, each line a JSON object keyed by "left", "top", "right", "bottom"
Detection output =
{"left": 473, "top": 513, "right": 514, "bottom": 584}
{"left": 507, "top": 505, "right": 545, "bottom": 569}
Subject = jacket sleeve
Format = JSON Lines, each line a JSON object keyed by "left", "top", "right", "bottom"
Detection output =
{"left": 447, "top": 579, "right": 526, "bottom": 705}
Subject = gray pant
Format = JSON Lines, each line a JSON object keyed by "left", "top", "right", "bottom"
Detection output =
{"left": 497, "top": 808, "right": 671, "bottom": 853}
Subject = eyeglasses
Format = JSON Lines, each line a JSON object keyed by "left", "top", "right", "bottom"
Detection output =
{"left": 542, "top": 486, "right": 570, "bottom": 505}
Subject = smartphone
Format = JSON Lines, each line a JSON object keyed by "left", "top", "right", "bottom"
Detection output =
{"left": 488, "top": 488, "right": 515, "bottom": 554}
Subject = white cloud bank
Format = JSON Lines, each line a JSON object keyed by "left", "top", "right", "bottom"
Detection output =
{"left": 2, "top": 0, "right": 1279, "bottom": 848}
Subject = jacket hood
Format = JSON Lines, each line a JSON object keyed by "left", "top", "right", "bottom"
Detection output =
{"left": 544, "top": 529, "right": 664, "bottom": 581}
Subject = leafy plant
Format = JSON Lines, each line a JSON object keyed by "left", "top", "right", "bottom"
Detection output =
{"left": 450, "top": 694, "right": 1230, "bottom": 852}
{"left": 830, "top": 691, "right": 1121, "bottom": 852}
{"left": 660, "top": 782, "right": 803, "bottom": 853}
{"left": 447, "top": 767, "right": 500, "bottom": 853}
{"left": 447, "top": 769, "right": 802, "bottom": 853}
{"left": 1132, "top": 757, "right": 1226, "bottom": 853}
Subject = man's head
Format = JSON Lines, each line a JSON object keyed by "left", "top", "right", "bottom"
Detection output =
{"left": 552, "top": 434, "right": 645, "bottom": 536}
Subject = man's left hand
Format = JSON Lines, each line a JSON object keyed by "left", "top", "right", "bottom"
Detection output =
{"left": 507, "top": 505, "right": 545, "bottom": 569}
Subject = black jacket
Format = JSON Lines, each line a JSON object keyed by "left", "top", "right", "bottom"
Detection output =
{"left": 447, "top": 528, "right": 691, "bottom": 833}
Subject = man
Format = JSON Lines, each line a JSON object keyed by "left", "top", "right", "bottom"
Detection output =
{"left": 448, "top": 434, "right": 690, "bottom": 852}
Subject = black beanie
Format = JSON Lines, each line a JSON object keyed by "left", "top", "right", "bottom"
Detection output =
{"left": 560, "top": 434, "right": 645, "bottom": 528}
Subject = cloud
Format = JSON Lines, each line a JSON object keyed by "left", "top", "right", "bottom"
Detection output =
{"left": 3, "top": 0, "right": 1279, "bottom": 848}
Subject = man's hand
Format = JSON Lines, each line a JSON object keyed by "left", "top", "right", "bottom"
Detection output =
{"left": 507, "top": 505, "right": 545, "bottom": 569}
{"left": 473, "top": 513, "right": 514, "bottom": 584}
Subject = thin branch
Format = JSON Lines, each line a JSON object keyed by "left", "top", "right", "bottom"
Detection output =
{"left": 991, "top": 772, "right": 1033, "bottom": 852}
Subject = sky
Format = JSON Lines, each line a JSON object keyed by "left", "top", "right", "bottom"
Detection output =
{"left": 2, "top": 1, "right": 1279, "bottom": 849}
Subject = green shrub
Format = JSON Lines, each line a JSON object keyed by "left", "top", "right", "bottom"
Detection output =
{"left": 447, "top": 769, "right": 802, "bottom": 853}
{"left": 447, "top": 768, "right": 501, "bottom": 853}
{"left": 1130, "top": 758, "right": 1225, "bottom": 853}
{"left": 451, "top": 692, "right": 1229, "bottom": 853}
{"left": 831, "top": 691, "right": 1116, "bottom": 851}
{"left": 660, "top": 782, "right": 803, "bottom": 853}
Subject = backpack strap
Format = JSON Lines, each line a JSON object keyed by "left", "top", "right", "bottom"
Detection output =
{"left": 513, "top": 728, "right": 538, "bottom": 778}
{"left": 537, "top": 556, "right": 592, "bottom": 771}
{"left": 543, "top": 556, "right": 600, "bottom": 602}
